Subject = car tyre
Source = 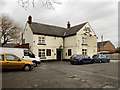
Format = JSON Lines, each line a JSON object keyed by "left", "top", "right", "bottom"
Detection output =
{"left": 70, "top": 62, "right": 74, "bottom": 65}
{"left": 79, "top": 60, "right": 83, "bottom": 65}
{"left": 33, "top": 61, "right": 37, "bottom": 67}
{"left": 100, "top": 59, "right": 103, "bottom": 63}
{"left": 91, "top": 60, "right": 94, "bottom": 64}
{"left": 107, "top": 60, "right": 110, "bottom": 63}
{"left": 24, "top": 65, "right": 31, "bottom": 71}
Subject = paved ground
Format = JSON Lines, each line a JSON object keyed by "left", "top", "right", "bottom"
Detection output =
{"left": 2, "top": 60, "right": 119, "bottom": 89}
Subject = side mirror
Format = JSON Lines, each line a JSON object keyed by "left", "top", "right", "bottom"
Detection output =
{"left": 88, "top": 57, "right": 90, "bottom": 58}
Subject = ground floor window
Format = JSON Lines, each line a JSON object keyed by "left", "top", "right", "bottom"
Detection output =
{"left": 46, "top": 49, "right": 51, "bottom": 56}
{"left": 38, "top": 49, "right": 45, "bottom": 58}
{"left": 82, "top": 49, "right": 87, "bottom": 55}
{"left": 68, "top": 49, "right": 72, "bottom": 56}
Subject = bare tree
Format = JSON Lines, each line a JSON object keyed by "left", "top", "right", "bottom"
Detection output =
{"left": 0, "top": 15, "right": 22, "bottom": 46}
{"left": 18, "top": 0, "right": 61, "bottom": 10}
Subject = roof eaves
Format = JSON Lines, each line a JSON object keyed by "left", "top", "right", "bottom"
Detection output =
{"left": 33, "top": 32, "right": 63, "bottom": 37}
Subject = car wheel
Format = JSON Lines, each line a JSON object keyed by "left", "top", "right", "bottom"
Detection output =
{"left": 100, "top": 59, "right": 103, "bottom": 63}
{"left": 79, "top": 60, "right": 83, "bottom": 65}
{"left": 107, "top": 60, "right": 110, "bottom": 63}
{"left": 91, "top": 60, "right": 94, "bottom": 64}
{"left": 24, "top": 65, "right": 31, "bottom": 71}
{"left": 33, "top": 61, "right": 37, "bottom": 67}
{"left": 70, "top": 62, "right": 74, "bottom": 65}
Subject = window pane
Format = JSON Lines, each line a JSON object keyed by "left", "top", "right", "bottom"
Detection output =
{"left": 0, "top": 55, "right": 2, "bottom": 61}
{"left": 6, "top": 55, "right": 19, "bottom": 61}
{"left": 68, "top": 49, "right": 72, "bottom": 56}
{"left": 38, "top": 37, "right": 45, "bottom": 44}
{"left": 38, "top": 49, "right": 45, "bottom": 57}
{"left": 42, "top": 37, "right": 45, "bottom": 39}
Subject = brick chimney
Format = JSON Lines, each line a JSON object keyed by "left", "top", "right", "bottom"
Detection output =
{"left": 67, "top": 21, "right": 70, "bottom": 29}
{"left": 28, "top": 15, "right": 32, "bottom": 24}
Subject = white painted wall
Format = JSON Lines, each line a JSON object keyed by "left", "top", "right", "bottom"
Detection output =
{"left": 33, "top": 34, "right": 63, "bottom": 60}
{"left": 23, "top": 22, "right": 97, "bottom": 60}
{"left": 23, "top": 23, "right": 33, "bottom": 52}
{"left": 63, "top": 35, "right": 77, "bottom": 59}
{"left": 77, "top": 22, "right": 97, "bottom": 57}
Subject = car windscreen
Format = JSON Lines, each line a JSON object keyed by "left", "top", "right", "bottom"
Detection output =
{"left": 79, "top": 55, "right": 84, "bottom": 58}
{"left": 92, "top": 55, "right": 98, "bottom": 58}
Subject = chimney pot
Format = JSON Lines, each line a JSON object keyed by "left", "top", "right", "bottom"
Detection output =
{"left": 28, "top": 15, "right": 32, "bottom": 24}
{"left": 67, "top": 21, "right": 70, "bottom": 29}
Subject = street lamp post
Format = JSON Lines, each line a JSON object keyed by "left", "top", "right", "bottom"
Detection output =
{"left": 101, "top": 35, "right": 103, "bottom": 55}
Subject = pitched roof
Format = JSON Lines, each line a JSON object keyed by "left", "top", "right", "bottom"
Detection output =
{"left": 65, "top": 23, "right": 87, "bottom": 36}
{"left": 29, "top": 22, "right": 87, "bottom": 37}
{"left": 97, "top": 41, "right": 110, "bottom": 48}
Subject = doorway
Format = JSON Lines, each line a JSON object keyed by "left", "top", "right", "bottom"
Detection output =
{"left": 56, "top": 49, "right": 63, "bottom": 61}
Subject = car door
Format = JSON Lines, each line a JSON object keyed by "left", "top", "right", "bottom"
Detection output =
{"left": 0, "top": 54, "right": 6, "bottom": 69}
{"left": 82, "top": 55, "right": 91, "bottom": 63}
{"left": 5, "top": 54, "right": 23, "bottom": 69}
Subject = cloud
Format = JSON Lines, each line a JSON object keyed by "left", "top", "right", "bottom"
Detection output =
{"left": 0, "top": 0, "right": 118, "bottom": 47}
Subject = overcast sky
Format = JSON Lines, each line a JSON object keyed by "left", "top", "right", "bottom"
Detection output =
{"left": 0, "top": 0, "right": 119, "bottom": 47}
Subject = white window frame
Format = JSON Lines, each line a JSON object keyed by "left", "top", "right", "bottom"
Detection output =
{"left": 38, "top": 49, "right": 45, "bottom": 58}
{"left": 38, "top": 37, "right": 45, "bottom": 44}
{"left": 82, "top": 49, "right": 87, "bottom": 55}
{"left": 82, "top": 37, "right": 86, "bottom": 44}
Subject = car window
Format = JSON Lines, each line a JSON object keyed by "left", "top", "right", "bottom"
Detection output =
{"left": 0, "top": 55, "right": 4, "bottom": 61}
{"left": 92, "top": 55, "right": 97, "bottom": 58}
{"left": 84, "top": 55, "right": 89, "bottom": 58}
{"left": 6, "top": 55, "right": 20, "bottom": 61}
{"left": 79, "top": 55, "right": 84, "bottom": 58}
{"left": 73, "top": 55, "right": 77, "bottom": 57}
{"left": 101, "top": 55, "right": 106, "bottom": 58}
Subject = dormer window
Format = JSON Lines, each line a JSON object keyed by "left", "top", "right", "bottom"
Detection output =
{"left": 38, "top": 37, "right": 46, "bottom": 45}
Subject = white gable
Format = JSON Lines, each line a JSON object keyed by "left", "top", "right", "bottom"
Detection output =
{"left": 77, "top": 22, "right": 96, "bottom": 36}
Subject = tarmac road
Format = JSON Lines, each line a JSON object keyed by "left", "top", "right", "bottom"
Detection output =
{"left": 2, "top": 60, "right": 119, "bottom": 89}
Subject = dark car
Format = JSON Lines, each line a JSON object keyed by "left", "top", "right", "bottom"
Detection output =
{"left": 70, "top": 54, "right": 94, "bottom": 65}
{"left": 92, "top": 54, "right": 110, "bottom": 63}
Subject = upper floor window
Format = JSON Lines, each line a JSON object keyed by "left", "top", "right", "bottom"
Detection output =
{"left": 82, "top": 37, "right": 86, "bottom": 44}
{"left": 38, "top": 37, "right": 45, "bottom": 45}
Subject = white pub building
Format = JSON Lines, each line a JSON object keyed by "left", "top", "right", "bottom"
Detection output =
{"left": 22, "top": 16, "right": 97, "bottom": 61}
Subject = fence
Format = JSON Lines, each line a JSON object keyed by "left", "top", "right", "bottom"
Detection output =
{"left": 104, "top": 53, "right": 120, "bottom": 60}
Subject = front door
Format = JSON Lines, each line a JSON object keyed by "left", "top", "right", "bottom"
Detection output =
{"left": 56, "top": 49, "right": 62, "bottom": 61}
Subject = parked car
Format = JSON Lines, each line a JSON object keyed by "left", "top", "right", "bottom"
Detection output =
{"left": 70, "top": 54, "right": 94, "bottom": 65}
{"left": 92, "top": 54, "right": 110, "bottom": 63}
{"left": 0, "top": 47, "right": 41, "bottom": 67}
{"left": 0, "top": 54, "right": 34, "bottom": 71}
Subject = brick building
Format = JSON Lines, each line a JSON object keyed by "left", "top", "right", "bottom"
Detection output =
{"left": 97, "top": 41, "right": 115, "bottom": 53}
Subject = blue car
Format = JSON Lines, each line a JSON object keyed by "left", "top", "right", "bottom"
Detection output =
{"left": 70, "top": 54, "right": 94, "bottom": 65}
{"left": 92, "top": 54, "right": 110, "bottom": 63}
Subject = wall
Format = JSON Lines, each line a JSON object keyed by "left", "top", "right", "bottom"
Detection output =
{"left": 105, "top": 53, "right": 120, "bottom": 60}
{"left": 103, "top": 42, "right": 115, "bottom": 53}
{"left": 23, "top": 23, "right": 33, "bottom": 52}
{"left": 63, "top": 35, "right": 77, "bottom": 59}
{"left": 33, "top": 34, "right": 63, "bottom": 60}
{"left": 77, "top": 22, "right": 97, "bottom": 57}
